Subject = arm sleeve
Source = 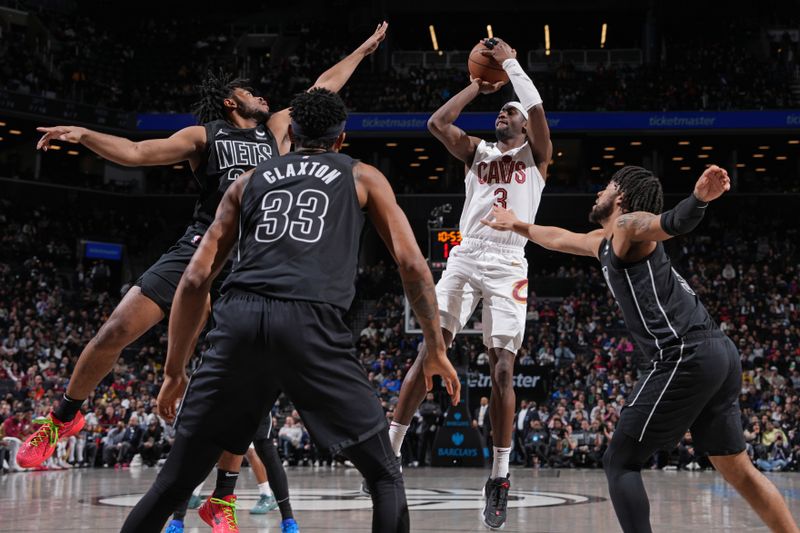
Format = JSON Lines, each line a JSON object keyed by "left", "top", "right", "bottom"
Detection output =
{"left": 659, "top": 193, "right": 709, "bottom": 236}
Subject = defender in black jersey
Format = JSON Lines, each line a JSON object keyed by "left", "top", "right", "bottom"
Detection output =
{"left": 482, "top": 165, "right": 798, "bottom": 533}
{"left": 25, "top": 22, "right": 387, "bottom": 522}
{"left": 121, "top": 89, "right": 460, "bottom": 533}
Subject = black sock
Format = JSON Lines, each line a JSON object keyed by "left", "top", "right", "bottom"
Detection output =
{"left": 53, "top": 394, "right": 84, "bottom": 423}
{"left": 212, "top": 469, "right": 239, "bottom": 498}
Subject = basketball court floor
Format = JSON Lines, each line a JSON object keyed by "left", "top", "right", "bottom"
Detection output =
{"left": 2, "top": 465, "right": 798, "bottom": 531}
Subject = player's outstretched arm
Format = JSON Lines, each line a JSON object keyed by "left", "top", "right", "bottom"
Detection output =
{"left": 311, "top": 21, "right": 388, "bottom": 93}
{"left": 481, "top": 205, "right": 604, "bottom": 258}
{"left": 267, "top": 22, "right": 387, "bottom": 154}
{"left": 427, "top": 78, "right": 504, "bottom": 166}
{"left": 355, "top": 162, "right": 461, "bottom": 405}
{"left": 36, "top": 125, "right": 206, "bottom": 168}
{"left": 614, "top": 165, "right": 731, "bottom": 245}
{"left": 482, "top": 38, "right": 553, "bottom": 172}
{"left": 157, "top": 169, "right": 253, "bottom": 422}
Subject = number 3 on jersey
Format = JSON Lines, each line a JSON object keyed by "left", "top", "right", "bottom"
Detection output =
{"left": 255, "top": 189, "right": 329, "bottom": 243}
{"left": 494, "top": 187, "right": 508, "bottom": 208}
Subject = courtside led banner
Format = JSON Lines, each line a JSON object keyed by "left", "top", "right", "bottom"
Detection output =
{"left": 135, "top": 110, "right": 800, "bottom": 132}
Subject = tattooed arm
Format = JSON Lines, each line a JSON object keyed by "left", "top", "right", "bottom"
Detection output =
{"left": 354, "top": 162, "right": 461, "bottom": 403}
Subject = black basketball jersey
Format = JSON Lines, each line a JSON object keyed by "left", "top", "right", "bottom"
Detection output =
{"left": 598, "top": 237, "right": 716, "bottom": 361}
{"left": 222, "top": 151, "right": 364, "bottom": 310}
{"left": 192, "top": 120, "right": 279, "bottom": 225}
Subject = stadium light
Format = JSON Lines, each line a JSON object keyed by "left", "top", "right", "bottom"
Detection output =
{"left": 428, "top": 176, "right": 439, "bottom": 180}
{"left": 614, "top": 161, "right": 625, "bottom": 166}
{"left": 753, "top": 154, "right": 764, "bottom": 158}
{"left": 758, "top": 145, "right": 770, "bottom": 150}
{"left": 545, "top": 25, "right": 551, "bottom": 56}
{"left": 600, "top": 23, "right": 607, "bottom": 49}
{"left": 9, "top": 129, "right": 21, "bottom": 135}
{"left": 429, "top": 25, "right": 439, "bottom": 52}
{"left": 0, "top": 121, "right": 6, "bottom": 127}
{"left": 172, "top": 164, "right": 184, "bottom": 170}
{"left": 680, "top": 166, "right": 691, "bottom": 171}
{"left": 49, "top": 145, "right": 62, "bottom": 151}
{"left": 410, "top": 163, "right": 421, "bottom": 167}
{"left": 591, "top": 166, "right": 601, "bottom": 171}
{"left": 755, "top": 167, "right": 767, "bottom": 172}
{"left": 435, "top": 167, "right": 445, "bottom": 171}
{"left": 414, "top": 148, "right": 425, "bottom": 152}
{"left": 487, "top": 25, "right": 494, "bottom": 39}
{"left": 776, "top": 156, "right": 788, "bottom": 160}
{"left": 697, "top": 154, "right": 709, "bottom": 159}
{"left": 701, "top": 146, "right": 713, "bottom": 150}
{"left": 789, "top": 140, "right": 799, "bottom": 145}
{"left": 67, "top": 150, "right": 79, "bottom": 155}
{"left": 672, "top": 156, "right": 684, "bottom": 161}
{"left": 604, "top": 146, "right": 616, "bottom": 151}
{"left": 630, "top": 141, "right": 642, "bottom": 146}
{"left": 418, "top": 155, "right": 430, "bottom": 160}
{"left": 385, "top": 142, "right": 398, "bottom": 147}
{"left": 678, "top": 140, "right": 690, "bottom": 145}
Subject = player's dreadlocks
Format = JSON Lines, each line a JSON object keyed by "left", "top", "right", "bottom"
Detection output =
{"left": 193, "top": 69, "right": 252, "bottom": 124}
{"left": 611, "top": 165, "right": 664, "bottom": 214}
{"left": 289, "top": 88, "right": 347, "bottom": 149}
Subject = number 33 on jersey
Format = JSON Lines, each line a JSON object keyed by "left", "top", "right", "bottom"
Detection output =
{"left": 225, "top": 152, "right": 364, "bottom": 310}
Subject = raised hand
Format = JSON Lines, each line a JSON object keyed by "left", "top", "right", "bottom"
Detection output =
{"left": 36, "top": 126, "right": 87, "bottom": 151}
{"left": 470, "top": 76, "right": 507, "bottom": 94}
{"left": 480, "top": 205, "right": 521, "bottom": 231}
{"left": 694, "top": 164, "right": 731, "bottom": 202}
{"left": 480, "top": 37, "right": 517, "bottom": 64}
{"left": 357, "top": 21, "right": 388, "bottom": 56}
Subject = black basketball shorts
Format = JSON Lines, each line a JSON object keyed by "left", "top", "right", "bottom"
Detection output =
{"left": 134, "top": 222, "right": 208, "bottom": 314}
{"left": 617, "top": 330, "right": 746, "bottom": 456}
{"left": 174, "top": 291, "right": 387, "bottom": 456}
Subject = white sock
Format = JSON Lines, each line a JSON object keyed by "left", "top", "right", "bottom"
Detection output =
{"left": 492, "top": 447, "right": 511, "bottom": 479}
{"left": 258, "top": 481, "right": 272, "bottom": 497}
{"left": 192, "top": 481, "right": 205, "bottom": 497}
{"left": 388, "top": 421, "right": 409, "bottom": 457}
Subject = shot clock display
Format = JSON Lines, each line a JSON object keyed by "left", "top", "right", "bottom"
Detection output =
{"left": 429, "top": 228, "right": 462, "bottom": 270}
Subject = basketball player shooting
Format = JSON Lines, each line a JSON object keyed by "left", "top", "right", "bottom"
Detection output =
{"left": 481, "top": 165, "right": 799, "bottom": 533}
{"left": 389, "top": 37, "right": 552, "bottom": 531}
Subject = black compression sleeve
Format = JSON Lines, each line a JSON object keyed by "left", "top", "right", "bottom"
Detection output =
{"left": 659, "top": 193, "right": 708, "bottom": 236}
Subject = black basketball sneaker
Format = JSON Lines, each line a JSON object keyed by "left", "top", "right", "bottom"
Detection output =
{"left": 481, "top": 474, "right": 510, "bottom": 530}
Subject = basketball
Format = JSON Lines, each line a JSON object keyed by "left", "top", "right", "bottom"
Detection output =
{"left": 468, "top": 40, "right": 509, "bottom": 84}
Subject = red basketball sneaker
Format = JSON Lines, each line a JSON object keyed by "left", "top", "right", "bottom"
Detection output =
{"left": 16, "top": 412, "right": 85, "bottom": 468}
{"left": 199, "top": 495, "right": 239, "bottom": 533}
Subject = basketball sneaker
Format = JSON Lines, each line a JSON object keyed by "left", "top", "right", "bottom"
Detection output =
{"left": 281, "top": 518, "right": 300, "bottom": 533}
{"left": 250, "top": 494, "right": 278, "bottom": 514}
{"left": 199, "top": 495, "right": 239, "bottom": 532}
{"left": 165, "top": 519, "right": 184, "bottom": 533}
{"left": 481, "top": 474, "right": 510, "bottom": 530}
{"left": 16, "top": 412, "right": 85, "bottom": 468}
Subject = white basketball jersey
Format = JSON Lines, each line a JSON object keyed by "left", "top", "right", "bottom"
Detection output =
{"left": 459, "top": 140, "right": 546, "bottom": 248}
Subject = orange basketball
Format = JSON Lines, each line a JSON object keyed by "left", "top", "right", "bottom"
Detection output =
{"left": 468, "top": 40, "right": 509, "bottom": 84}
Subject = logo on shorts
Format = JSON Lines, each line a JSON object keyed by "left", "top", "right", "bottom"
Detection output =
{"left": 191, "top": 235, "right": 202, "bottom": 245}
{"left": 512, "top": 280, "right": 528, "bottom": 303}
{"left": 96, "top": 488, "right": 603, "bottom": 512}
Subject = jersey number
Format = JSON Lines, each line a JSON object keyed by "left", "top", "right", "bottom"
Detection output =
{"left": 255, "top": 189, "right": 329, "bottom": 243}
{"left": 494, "top": 188, "right": 508, "bottom": 208}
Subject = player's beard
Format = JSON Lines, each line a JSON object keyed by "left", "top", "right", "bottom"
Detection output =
{"left": 495, "top": 125, "right": 513, "bottom": 142}
{"left": 589, "top": 195, "right": 616, "bottom": 224}
{"left": 238, "top": 102, "right": 270, "bottom": 123}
